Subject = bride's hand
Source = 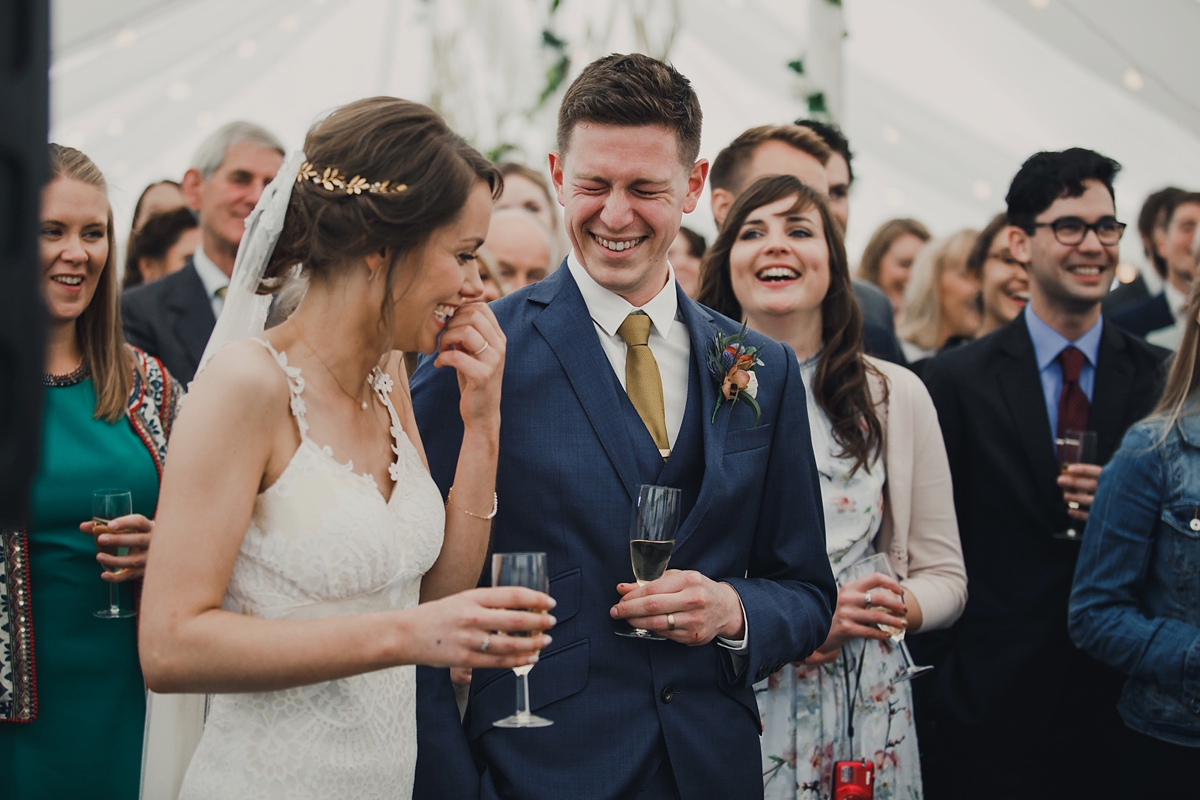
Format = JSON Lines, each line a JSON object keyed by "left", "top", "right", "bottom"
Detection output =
{"left": 434, "top": 302, "right": 506, "bottom": 431}
{"left": 408, "top": 586, "right": 555, "bottom": 670}
{"left": 79, "top": 513, "right": 154, "bottom": 582}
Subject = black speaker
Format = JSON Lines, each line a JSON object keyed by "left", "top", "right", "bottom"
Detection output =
{"left": 0, "top": 0, "right": 49, "bottom": 527}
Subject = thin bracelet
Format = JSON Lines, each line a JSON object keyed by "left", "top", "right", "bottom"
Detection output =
{"left": 447, "top": 487, "right": 498, "bottom": 520}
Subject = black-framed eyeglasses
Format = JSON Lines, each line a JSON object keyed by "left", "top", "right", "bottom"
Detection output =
{"left": 1033, "top": 216, "right": 1126, "bottom": 246}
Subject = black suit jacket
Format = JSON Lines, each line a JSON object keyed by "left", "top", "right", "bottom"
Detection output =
{"left": 914, "top": 316, "right": 1167, "bottom": 732}
{"left": 121, "top": 260, "right": 215, "bottom": 385}
{"left": 1106, "top": 290, "right": 1174, "bottom": 338}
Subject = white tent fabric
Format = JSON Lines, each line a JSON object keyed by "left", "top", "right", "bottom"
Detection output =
{"left": 48, "top": 0, "right": 1200, "bottom": 275}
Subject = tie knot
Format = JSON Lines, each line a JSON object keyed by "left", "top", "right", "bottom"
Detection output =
{"left": 1059, "top": 345, "right": 1085, "bottom": 382}
{"left": 617, "top": 312, "right": 652, "bottom": 347}
{"left": 214, "top": 286, "right": 228, "bottom": 301}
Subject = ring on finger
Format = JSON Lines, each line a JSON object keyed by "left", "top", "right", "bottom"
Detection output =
{"left": 480, "top": 634, "right": 491, "bottom": 653}
{"left": 1067, "top": 501, "right": 1080, "bottom": 510}
{"left": 864, "top": 591, "right": 873, "bottom": 609}
{"left": 667, "top": 613, "right": 676, "bottom": 631}
{"left": 471, "top": 341, "right": 490, "bottom": 357}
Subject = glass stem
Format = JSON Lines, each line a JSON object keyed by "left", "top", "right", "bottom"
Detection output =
{"left": 899, "top": 641, "right": 916, "bottom": 670}
{"left": 516, "top": 670, "right": 531, "bottom": 718}
{"left": 109, "top": 581, "right": 120, "bottom": 616}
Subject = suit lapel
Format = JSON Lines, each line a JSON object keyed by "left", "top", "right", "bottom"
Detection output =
{"left": 169, "top": 262, "right": 216, "bottom": 375}
{"left": 995, "top": 320, "right": 1062, "bottom": 514}
{"left": 671, "top": 290, "right": 728, "bottom": 552}
{"left": 1090, "top": 322, "right": 1134, "bottom": 463}
{"left": 529, "top": 267, "right": 641, "bottom": 505}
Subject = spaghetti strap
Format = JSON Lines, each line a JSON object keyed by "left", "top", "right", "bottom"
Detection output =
{"left": 251, "top": 337, "right": 310, "bottom": 437}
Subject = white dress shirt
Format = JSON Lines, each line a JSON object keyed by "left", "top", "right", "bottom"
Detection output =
{"left": 192, "top": 246, "right": 230, "bottom": 319}
{"left": 566, "top": 252, "right": 748, "bottom": 651}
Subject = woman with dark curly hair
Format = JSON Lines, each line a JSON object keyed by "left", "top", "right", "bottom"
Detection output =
{"left": 699, "top": 175, "right": 966, "bottom": 800}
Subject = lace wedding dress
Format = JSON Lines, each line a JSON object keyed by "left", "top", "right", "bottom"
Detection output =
{"left": 176, "top": 339, "right": 445, "bottom": 800}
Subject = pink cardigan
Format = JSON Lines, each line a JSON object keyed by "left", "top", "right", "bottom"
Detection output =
{"left": 868, "top": 357, "right": 968, "bottom": 632}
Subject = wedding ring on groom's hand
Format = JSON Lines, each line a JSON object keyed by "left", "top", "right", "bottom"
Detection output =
{"left": 480, "top": 635, "right": 491, "bottom": 653}
{"left": 864, "top": 591, "right": 873, "bottom": 609}
{"left": 667, "top": 613, "right": 676, "bottom": 631}
{"left": 471, "top": 341, "right": 490, "bottom": 357}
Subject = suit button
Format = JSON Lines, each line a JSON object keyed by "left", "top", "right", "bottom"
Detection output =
{"left": 661, "top": 686, "right": 674, "bottom": 704}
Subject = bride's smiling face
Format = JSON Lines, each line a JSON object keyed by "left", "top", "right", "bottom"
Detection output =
{"left": 391, "top": 181, "right": 492, "bottom": 354}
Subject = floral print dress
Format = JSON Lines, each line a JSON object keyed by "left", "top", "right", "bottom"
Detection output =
{"left": 756, "top": 355, "right": 922, "bottom": 800}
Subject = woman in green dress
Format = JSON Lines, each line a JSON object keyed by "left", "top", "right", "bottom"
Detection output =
{"left": 0, "top": 144, "right": 181, "bottom": 798}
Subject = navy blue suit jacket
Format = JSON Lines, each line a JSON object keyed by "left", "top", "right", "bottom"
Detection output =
{"left": 1106, "top": 291, "right": 1174, "bottom": 338}
{"left": 410, "top": 264, "right": 834, "bottom": 800}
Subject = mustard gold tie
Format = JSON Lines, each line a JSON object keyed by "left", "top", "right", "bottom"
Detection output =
{"left": 617, "top": 312, "right": 671, "bottom": 459}
{"left": 214, "top": 286, "right": 228, "bottom": 300}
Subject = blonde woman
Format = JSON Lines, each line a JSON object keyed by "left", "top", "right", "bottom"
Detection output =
{"left": 0, "top": 145, "right": 180, "bottom": 798}
{"left": 898, "top": 230, "right": 981, "bottom": 364}
{"left": 1068, "top": 273, "right": 1200, "bottom": 795}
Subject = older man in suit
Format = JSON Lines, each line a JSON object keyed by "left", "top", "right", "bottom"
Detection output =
{"left": 912, "top": 148, "right": 1168, "bottom": 800}
{"left": 122, "top": 121, "right": 283, "bottom": 384}
{"left": 411, "top": 54, "right": 835, "bottom": 800}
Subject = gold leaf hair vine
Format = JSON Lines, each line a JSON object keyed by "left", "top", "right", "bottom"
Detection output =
{"left": 296, "top": 162, "right": 408, "bottom": 196}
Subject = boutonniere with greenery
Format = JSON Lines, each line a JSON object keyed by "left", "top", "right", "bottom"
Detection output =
{"left": 707, "top": 323, "right": 764, "bottom": 425}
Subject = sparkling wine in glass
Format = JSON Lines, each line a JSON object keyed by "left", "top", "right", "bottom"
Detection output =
{"left": 616, "top": 485, "right": 681, "bottom": 641}
{"left": 92, "top": 488, "right": 135, "bottom": 619}
{"left": 845, "top": 553, "right": 931, "bottom": 683}
{"left": 1054, "top": 429, "right": 1097, "bottom": 541}
{"left": 492, "top": 552, "right": 553, "bottom": 729}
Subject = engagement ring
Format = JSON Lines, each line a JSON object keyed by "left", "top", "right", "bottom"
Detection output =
{"left": 864, "top": 591, "right": 873, "bottom": 608}
{"left": 480, "top": 635, "right": 491, "bottom": 653}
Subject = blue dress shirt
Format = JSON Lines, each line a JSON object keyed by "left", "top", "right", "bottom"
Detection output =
{"left": 1023, "top": 304, "right": 1103, "bottom": 447}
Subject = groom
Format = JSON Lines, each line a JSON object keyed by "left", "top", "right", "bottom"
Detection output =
{"left": 411, "top": 54, "right": 835, "bottom": 800}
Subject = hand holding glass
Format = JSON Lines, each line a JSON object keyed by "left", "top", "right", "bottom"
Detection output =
{"left": 1055, "top": 429, "right": 1097, "bottom": 541}
{"left": 492, "top": 552, "right": 553, "bottom": 728}
{"left": 844, "top": 553, "right": 931, "bottom": 683}
{"left": 92, "top": 489, "right": 135, "bottom": 619}
{"left": 616, "top": 485, "right": 681, "bottom": 640}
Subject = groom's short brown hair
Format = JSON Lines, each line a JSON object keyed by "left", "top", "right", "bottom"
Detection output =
{"left": 556, "top": 53, "right": 702, "bottom": 167}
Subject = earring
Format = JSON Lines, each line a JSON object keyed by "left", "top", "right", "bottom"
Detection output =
{"left": 367, "top": 267, "right": 379, "bottom": 283}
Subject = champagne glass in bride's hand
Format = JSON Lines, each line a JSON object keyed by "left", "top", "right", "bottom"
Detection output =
{"left": 92, "top": 489, "right": 135, "bottom": 619}
{"left": 845, "top": 553, "right": 931, "bottom": 683}
{"left": 616, "top": 485, "right": 681, "bottom": 641}
{"left": 492, "top": 552, "right": 553, "bottom": 728}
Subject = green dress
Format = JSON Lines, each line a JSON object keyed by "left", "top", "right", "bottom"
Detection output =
{"left": 0, "top": 376, "right": 160, "bottom": 799}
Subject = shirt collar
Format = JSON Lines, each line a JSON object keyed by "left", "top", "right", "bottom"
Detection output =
{"left": 191, "top": 246, "right": 230, "bottom": 299}
{"left": 1024, "top": 303, "right": 1104, "bottom": 371}
{"left": 1164, "top": 280, "right": 1188, "bottom": 318}
{"left": 566, "top": 251, "right": 678, "bottom": 338}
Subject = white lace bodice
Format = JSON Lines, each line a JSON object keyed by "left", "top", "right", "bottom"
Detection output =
{"left": 177, "top": 340, "right": 445, "bottom": 800}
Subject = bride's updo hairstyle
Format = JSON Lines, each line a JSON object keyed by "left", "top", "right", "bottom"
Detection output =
{"left": 263, "top": 97, "right": 502, "bottom": 299}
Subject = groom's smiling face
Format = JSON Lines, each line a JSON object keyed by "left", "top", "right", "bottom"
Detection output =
{"left": 550, "top": 123, "right": 707, "bottom": 307}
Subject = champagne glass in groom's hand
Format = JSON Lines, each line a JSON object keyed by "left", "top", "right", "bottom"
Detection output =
{"left": 616, "top": 485, "right": 681, "bottom": 641}
{"left": 492, "top": 552, "right": 554, "bottom": 728}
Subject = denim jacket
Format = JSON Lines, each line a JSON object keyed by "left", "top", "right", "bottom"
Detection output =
{"left": 1068, "top": 410, "right": 1200, "bottom": 746}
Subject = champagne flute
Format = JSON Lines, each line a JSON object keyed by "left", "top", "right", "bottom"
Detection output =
{"left": 616, "top": 485, "right": 681, "bottom": 640}
{"left": 1054, "top": 429, "right": 1098, "bottom": 541}
{"left": 492, "top": 552, "right": 553, "bottom": 729}
{"left": 92, "top": 488, "right": 136, "bottom": 619}
{"left": 845, "top": 553, "right": 931, "bottom": 683}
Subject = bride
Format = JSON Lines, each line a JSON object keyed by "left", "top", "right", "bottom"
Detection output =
{"left": 138, "top": 97, "right": 555, "bottom": 799}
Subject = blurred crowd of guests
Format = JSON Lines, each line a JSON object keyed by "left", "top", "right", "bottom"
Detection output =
{"left": 7, "top": 91, "right": 1199, "bottom": 800}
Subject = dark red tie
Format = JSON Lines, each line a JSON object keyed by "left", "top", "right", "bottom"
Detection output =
{"left": 1057, "top": 346, "right": 1090, "bottom": 437}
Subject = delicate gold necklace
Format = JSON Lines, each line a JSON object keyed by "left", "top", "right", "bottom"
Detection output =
{"left": 293, "top": 322, "right": 372, "bottom": 411}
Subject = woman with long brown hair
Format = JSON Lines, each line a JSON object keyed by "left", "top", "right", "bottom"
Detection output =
{"left": 698, "top": 175, "right": 966, "bottom": 799}
{"left": 1069, "top": 271, "right": 1200, "bottom": 795}
{"left": 0, "top": 145, "right": 180, "bottom": 798}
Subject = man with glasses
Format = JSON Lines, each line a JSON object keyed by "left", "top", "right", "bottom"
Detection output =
{"left": 910, "top": 149, "right": 1169, "bottom": 800}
